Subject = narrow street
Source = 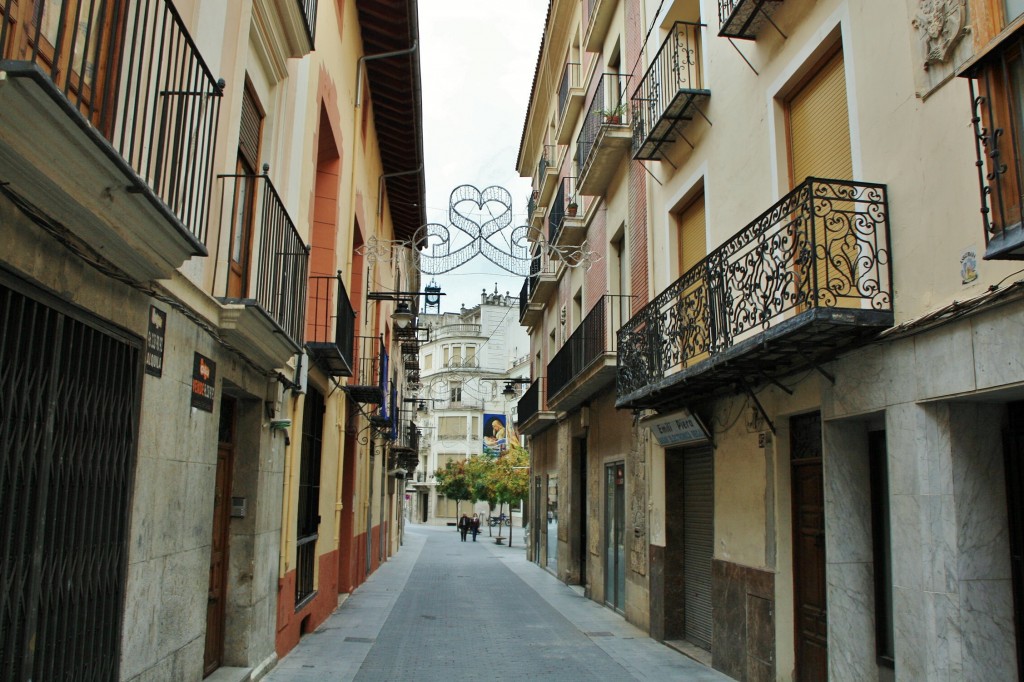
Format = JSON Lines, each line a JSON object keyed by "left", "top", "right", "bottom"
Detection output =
{"left": 266, "top": 525, "right": 729, "bottom": 681}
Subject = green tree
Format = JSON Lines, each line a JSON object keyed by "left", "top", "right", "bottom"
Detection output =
{"left": 434, "top": 458, "right": 472, "bottom": 520}
{"left": 465, "top": 454, "right": 499, "bottom": 535}
{"left": 487, "top": 446, "right": 530, "bottom": 544}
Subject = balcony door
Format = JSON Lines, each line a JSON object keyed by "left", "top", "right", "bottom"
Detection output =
{"left": 228, "top": 83, "right": 264, "bottom": 298}
{"left": 604, "top": 461, "right": 626, "bottom": 612}
{"left": 1, "top": 0, "right": 125, "bottom": 133}
{"left": 205, "top": 397, "right": 236, "bottom": 676}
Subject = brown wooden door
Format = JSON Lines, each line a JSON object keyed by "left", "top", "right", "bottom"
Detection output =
{"left": 227, "top": 157, "right": 257, "bottom": 298}
{"left": 791, "top": 411, "right": 827, "bottom": 681}
{"left": 205, "top": 398, "right": 235, "bottom": 676}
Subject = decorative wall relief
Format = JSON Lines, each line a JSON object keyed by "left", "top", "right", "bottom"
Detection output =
{"left": 912, "top": 0, "right": 967, "bottom": 68}
{"left": 628, "top": 421, "right": 648, "bottom": 576}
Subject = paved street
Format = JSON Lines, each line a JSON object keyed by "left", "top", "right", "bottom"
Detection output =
{"left": 266, "top": 524, "right": 729, "bottom": 681}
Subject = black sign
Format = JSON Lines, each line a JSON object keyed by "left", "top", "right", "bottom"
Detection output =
{"left": 191, "top": 352, "right": 216, "bottom": 412}
{"left": 145, "top": 306, "right": 167, "bottom": 378}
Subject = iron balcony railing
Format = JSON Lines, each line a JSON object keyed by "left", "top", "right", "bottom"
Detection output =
{"left": 617, "top": 178, "right": 892, "bottom": 399}
{"left": 632, "top": 21, "right": 708, "bottom": 160}
{"left": 548, "top": 176, "right": 580, "bottom": 243}
{"left": 297, "top": 0, "right": 318, "bottom": 46}
{"left": 445, "top": 357, "right": 480, "bottom": 370}
{"left": 306, "top": 272, "right": 355, "bottom": 376}
{"left": 519, "top": 277, "right": 530, "bottom": 321}
{"left": 0, "top": 0, "right": 224, "bottom": 243}
{"left": 534, "top": 144, "right": 559, "bottom": 192}
{"left": 548, "top": 295, "right": 625, "bottom": 399}
{"left": 220, "top": 173, "right": 310, "bottom": 344}
{"left": 718, "top": 0, "right": 784, "bottom": 40}
{"left": 559, "top": 62, "right": 581, "bottom": 118}
{"left": 351, "top": 334, "right": 388, "bottom": 400}
{"left": 517, "top": 377, "right": 545, "bottom": 424}
{"left": 576, "top": 72, "right": 631, "bottom": 176}
{"left": 964, "top": 32, "right": 1024, "bottom": 259}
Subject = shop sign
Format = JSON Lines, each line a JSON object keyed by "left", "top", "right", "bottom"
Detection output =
{"left": 191, "top": 352, "right": 216, "bottom": 412}
{"left": 643, "top": 408, "right": 711, "bottom": 447}
{"left": 145, "top": 306, "right": 166, "bottom": 378}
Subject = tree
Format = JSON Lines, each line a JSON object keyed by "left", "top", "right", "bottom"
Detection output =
{"left": 434, "top": 458, "right": 472, "bottom": 520}
{"left": 465, "top": 454, "right": 499, "bottom": 535}
{"left": 487, "top": 446, "right": 530, "bottom": 544}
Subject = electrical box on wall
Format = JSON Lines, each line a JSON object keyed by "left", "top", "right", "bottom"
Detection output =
{"left": 231, "top": 496, "right": 247, "bottom": 518}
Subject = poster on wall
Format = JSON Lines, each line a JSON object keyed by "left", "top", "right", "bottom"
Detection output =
{"left": 483, "top": 413, "right": 507, "bottom": 457}
{"left": 191, "top": 352, "right": 216, "bottom": 412}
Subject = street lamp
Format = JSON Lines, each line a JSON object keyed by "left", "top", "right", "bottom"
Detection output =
{"left": 391, "top": 300, "right": 414, "bottom": 328}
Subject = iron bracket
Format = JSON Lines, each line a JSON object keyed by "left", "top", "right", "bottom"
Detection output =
{"left": 815, "top": 365, "right": 836, "bottom": 385}
{"left": 742, "top": 380, "right": 776, "bottom": 435}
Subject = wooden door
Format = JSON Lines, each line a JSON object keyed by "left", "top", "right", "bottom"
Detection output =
{"left": 1005, "top": 402, "right": 1024, "bottom": 680}
{"left": 791, "top": 411, "right": 826, "bottom": 681}
{"left": 205, "top": 398, "right": 235, "bottom": 676}
{"left": 227, "top": 157, "right": 257, "bottom": 299}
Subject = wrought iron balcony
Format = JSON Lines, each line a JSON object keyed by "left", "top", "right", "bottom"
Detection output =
{"left": 632, "top": 22, "right": 710, "bottom": 161}
{"left": 548, "top": 295, "right": 628, "bottom": 412}
{"left": 719, "top": 0, "right": 784, "bottom": 40}
{"left": 585, "top": 0, "right": 617, "bottom": 52}
{"left": 296, "top": 0, "right": 318, "bottom": 47}
{"left": 577, "top": 72, "right": 633, "bottom": 196}
{"left": 557, "top": 62, "right": 584, "bottom": 144}
{"left": 548, "top": 176, "right": 586, "bottom": 249}
{"left": 0, "top": 0, "right": 223, "bottom": 282}
{"left": 218, "top": 173, "right": 310, "bottom": 368}
{"left": 520, "top": 249, "right": 558, "bottom": 327}
{"left": 517, "top": 377, "right": 558, "bottom": 436}
{"left": 962, "top": 31, "right": 1024, "bottom": 260}
{"left": 534, "top": 144, "right": 562, "bottom": 207}
{"left": 306, "top": 272, "right": 355, "bottom": 377}
{"left": 347, "top": 335, "right": 388, "bottom": 405}
{"left": 617, "top": 179, "right": 893, "bottom": 411}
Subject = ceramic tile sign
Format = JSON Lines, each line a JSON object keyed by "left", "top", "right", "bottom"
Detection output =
{"left": 643, "top": 408, "right": 711, "bottom": 447}
{"left": 145, "top": 306, "right": 166, "bottom": 378}
{"left": 961, "top": 246, "right": 978, "bottom": 286}
{"left": 191, "top": 352, "right": 216, "bottom": 412}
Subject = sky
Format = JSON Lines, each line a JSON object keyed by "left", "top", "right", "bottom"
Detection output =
{"left": 417, "top": 1, "right": 549, "bottom": 314}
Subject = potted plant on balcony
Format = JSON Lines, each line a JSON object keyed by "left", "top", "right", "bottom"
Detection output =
{"left": 566, "top": 197, "right": 579, "bottom": 217}
{"left": 598, "top": 102, "right": 628, "bottom": 125}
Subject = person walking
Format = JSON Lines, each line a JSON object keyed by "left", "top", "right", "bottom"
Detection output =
{"left": 458, "top": 513, "right": 470, "bottom": 542}
{"left": 470, "top": 514, "right": 481, "bottom": 542}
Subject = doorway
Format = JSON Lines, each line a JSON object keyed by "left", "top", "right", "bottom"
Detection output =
{"left": 791, "top": 411, "right": 826, "bottom": 680}
{"left": 1004, "top": 401, "right": 1024, "bottom": 680}
{"left": 205, "top": 397, "right": 236, "bottom": 676}
{"left": 577, "top": 438, "right": 587, "bottom": 585}
{"left": 604, "top": 461, "right": 626, "bottom": 612}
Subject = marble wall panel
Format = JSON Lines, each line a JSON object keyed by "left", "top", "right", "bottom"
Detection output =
{"left": 972, "top": 306, "right": 1024, "bottom": 391}
{"left": 893, "top": 586, "right": 926, "bottom": 680}
{"left": 923, "top": 590, "right": 963, "bottom": 679}
{"left": 960, "top": 578, "right": 1018, "bottom": 680}
{"left": 823, "top": 422, "right": 872, "bottom": 564}
{"left": 711, "top": 560, "right": 774, "bottom": 681}
{"left": 913, "top": 320, "right": 976, "bottom": 398}
{"left": 826, "top": 561, "right": 877, "bottom": 682}
{"left": 119, "top": 559, "right": 160, "bottom": 679}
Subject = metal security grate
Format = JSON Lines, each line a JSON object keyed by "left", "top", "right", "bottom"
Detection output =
{"left": 296, "top": 387, "right": 325, "bottom": 605}
{"left": 0, "top": 277, "right": 141, "bottom": 681}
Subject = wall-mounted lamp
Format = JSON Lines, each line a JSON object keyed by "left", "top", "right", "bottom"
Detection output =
{"left": 392, "top": 300, "right": 414, "bottom": 329}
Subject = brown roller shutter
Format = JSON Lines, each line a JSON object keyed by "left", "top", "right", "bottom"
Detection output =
{"left": 674, "top": 193, "right": 710, "bottom": 366}
{"left": 678, "top": 193, "right": 707, "bottom": 275}
{"left": 239, "top": 84, "right": 264, "bottom": 170}
{"left": 788, "top": 50, "right": 852, "bottom": 185}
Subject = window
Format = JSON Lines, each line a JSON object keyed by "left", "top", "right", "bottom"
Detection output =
{"left": 443, "top": 346, "right": 450, "bottom": 365}
{"left": 466, "top": 345, "right": 476, "bottom": 366}
{"left": 676, "top": 192, "right": 707, "bottom": 276}
{"left": 471, "top": 415, "right": 479, "bottom": 437}
{"left": 438, "top": 416, "right": 466, "bottom": 439}
{"left": 450, "top": 381, "right": 463, "bottom": 403}
{"left": 228, "top": 82, "right": 264, "bottom": 298}
{"left": 424, "top": 353, "right": 433, "bottom": 369}
{"left": 452, "top": 345, "right": 462, "bottom": 366}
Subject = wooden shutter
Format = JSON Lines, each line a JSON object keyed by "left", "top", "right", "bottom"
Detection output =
{"left": 788, "top": 50, "right": 852, "bottom": 185}
{"left": 678, "top": 193, "right": 707, "bottom": 275}
{"left": 239, "top": 84, "right": 263, "bottom": 170}
{"left": 683, "top": 447, "right": 714, "bottom": 651}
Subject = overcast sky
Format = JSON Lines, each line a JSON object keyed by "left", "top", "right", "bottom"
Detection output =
{"left": 418, "top": 1, "right": 548, "bottom": 314}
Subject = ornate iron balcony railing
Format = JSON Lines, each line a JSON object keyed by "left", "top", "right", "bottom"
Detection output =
{"left": 0, "top": 0, "right": 224, "bottom": 243}
{"left": 617, "top": 179, "right": 892, "bottom": 404}
{"left": 519, "top": 277, "right": 530, "bottom": 321}
{"left": 297, "top": 0, "right": 318, "bottom": 46}
{"left": 548, "top": 295, "right": 625, "bottom": 399}
{"left": 963, "top": 31, "right": 1024, "bottom": 259}
{"left": 306, "top": 272, "right": 355, "bottom": 376}
{"left": 718, "top": 0, "right": 784, "bottom": 40}
{"left": 219, "top": 173, "right": 310, "bottom": 345}
{"left": 576, "top": 72, "right": 631, "bottom": 177}
{"left": 632, "top": 21, "right": 709, "bottom": 160}
{"left": 349, "top": 335, "right": 388, "bottom": 404}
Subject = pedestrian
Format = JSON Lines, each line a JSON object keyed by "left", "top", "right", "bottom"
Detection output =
{"left": 458, "top": 513, "right": 470, "bottom": 542}
{"left": 471, "top": 513, "right": 480, "bottom": 541}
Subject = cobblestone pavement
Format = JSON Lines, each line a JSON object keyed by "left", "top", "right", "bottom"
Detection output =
{"left": 265, "top": 524, "right": 730, "bottom": 681}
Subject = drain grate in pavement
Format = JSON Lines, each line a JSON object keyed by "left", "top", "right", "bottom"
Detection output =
{"left": 584, "top": 631, "right": 614, "bottom": 637}
{"left": 345, "top": 637, "right": 376, "bottom": 643}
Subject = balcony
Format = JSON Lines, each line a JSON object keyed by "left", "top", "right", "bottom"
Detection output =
{"left": 519, "top": 250, "right": 558, "bottom": 327}
{"left": 718, "top": 0, "right": 784, "bottom": 40}
{"left": 346, "top": 335, "right": 388, "bottom": 405}
{"left": 306, "top": 272, "right": 355, "bottom": 376}
{"left": 548, "top": 176, "right": 587, "bottom": 250}
{"left": 534, "top": 144, "right": 563, "bottom": 208}
{"left": 632, "top": 22, "right": 710, "bottom": 161}
{"left": 617, "top": 179, "right": 893, "bottom": 411}
{"left": 585, "top": 0, "right": 619, "bottom": 52}
{"left": 432, "top": 323, "right": 482, "bottom": 339}
{"left": 516, "top": 378, "right": 558, "bottom": 436}
{"left": 577, "top": 73, "right": 633, "bottom": 196}
{"left": 556, "top": 62, "right": 585, "bottom": 144}
{"left": 256, "top": 0, "right": 318, "bottom": 59}
{"left": 548, "top": 295, "right": 627, "bottom": 412}
{"left": 0, "top": 0, "right": 223, "bottom": 282}
{"left": 218, "top": 174, "right": 309, "bottom": 370}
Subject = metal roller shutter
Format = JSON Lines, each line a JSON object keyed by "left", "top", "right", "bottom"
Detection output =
{"left": 683, "top": 447, "right": 714, "bottom": 651}
{"left": 788, "top": 50, "right": 852, "bottom": 185}
{"left": 678, "top": 193, "right": 707, "bottom": 274}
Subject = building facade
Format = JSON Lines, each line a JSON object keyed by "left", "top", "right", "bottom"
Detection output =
{"left": 408, "top": 289, "right": 530, "bottom": 526}
{"left": 518, "top": 0, "right": 1024, "bottom": 679}
{"left": 0, "top": 0, "right": 423, "bottom": 679}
